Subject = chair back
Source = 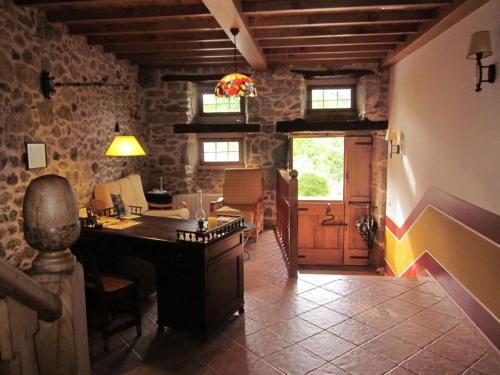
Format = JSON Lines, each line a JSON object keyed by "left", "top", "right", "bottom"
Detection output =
{"left": 223, "top": 168, "right": 264, "bottom": 205}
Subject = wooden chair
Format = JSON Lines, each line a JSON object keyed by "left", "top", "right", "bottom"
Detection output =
{"left": 211, "top": 168, "right": 264, "bottom": 240}
{"left": 74, "top": 247, "right": 142, "bottom": 351}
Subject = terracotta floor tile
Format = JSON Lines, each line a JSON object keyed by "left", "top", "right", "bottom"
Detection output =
{"left": 298, "top": 287, "right": 341, "bottom": 305}
{"left": 308, "top": 363, "right": 349, "bottom": 375}
{"left": 236, "top": 328, "right": 292, "bottom": 358}
{"left": 241, "top": 360, "right": 285, "bottom": 375}
{"left": 298, "top": 273, "right": 341, "bottom": 286}
{"left": 372, "top": 281, "right": 410, "bottom": 297}
{"left": 361, "top": 332, "right": 420, "bottom": 363}
{"left": 385, "top": 366, "right": 416, "bottom": 374}
{"left": 397, "top": 289, "right": 443, "bottom": 308}
{"left": 389, "top": 278, "right": 427, "bottom": 288}
{"left": 332, "top": 347, "right": 395, "bottom": 375}
{"left": 269, "top": 316, "right": 322, "bottom": 343}
{"left": 328, "top": 318, "right": 381, "bottom": 345}
{"left": 198, "top": 337, "right": 258, "bottom": 374}
{"left": 279, "top": 278, "right": 317, "bottom": 295}
{"left": 299, "top": 306, "right": 348, "bottom": 329}
{"left": 427, "top": 334, "right": 486, "bottom": 367}
{"left": 447, "top": 321, "right": 491, "bottom": 349}
{"left": 151, "top": 357, "right": 220, "bottom": 375}
{"left": 347, "top": 288, "right": 394, "bottom": 306}
{"left": 223, "top": 315, "right": 264, "bottom": 339}
{"left": 387, "top": 321, "right": 443, "bottom": 347}
{"left": 92, "top": 345, "right": 143, "bottom": 375}
{"left": 321, "top": 279, "right": 365, "bottom": 296}
{"left": 324, "top": 297, "right": 371, "bottom": 317}
{"left": 401, "top": 349, "right": 465, "bottom": 374}
{"left": 265, "top": 344, "right": 326, "bottom": 375}
{"left": 428, "top": 299, "right": 465, "bottom": 320}
{"left": 270, "top": 296, "right": 319, "bottom": 316}
{"left": 376, "top": 298, "right": 425, "bottom": 319}
{"left": 243, "top": 294, "right": 269, "bottom": 312}
{"left": 470, "top": 352, "right": 500, "bottom": 374}
{"left": 354, "top": 308, "right": 405, "bottom": 331}
{"left": 247, "top": 304, "right": 295, "bottom": 327}
{"left": 413, "top": 281, "right": 448, "bottom": 298}
{"left": 298, "top": 331, "right": 355, "bottom": 361}
{"left": 247, "top": 285, "right": 289, "bottom": 303}
{"left": 408, "top": 309, "right": 461, "bottom": 333}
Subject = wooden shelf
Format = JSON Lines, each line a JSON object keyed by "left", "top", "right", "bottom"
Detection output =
{"left": 276, "top": 119, "right": 388, "bottom": 133}
{"left": 173, "top": 123, "right": 260, "bottom": 134}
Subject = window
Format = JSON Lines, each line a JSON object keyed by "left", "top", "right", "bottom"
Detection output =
{"left": 309, "top": 87, "right": 354, "bottom": 111}
{"left": 293, "top": 137, "right": 345, "bottom": 200}
{"left": 202, "top": 94, "right": 241, "bottom": 114}
{"left": 200, "top": 139, "right": 243, "bottom": 165}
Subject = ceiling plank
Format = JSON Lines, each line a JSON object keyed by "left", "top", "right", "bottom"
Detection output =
{"left": 68, "top": 17, "right": 220, "bottom": 35}
{"left": 254, "top": 24, "right": 419, "bottom": 39}
{"left": 259, "top": 35, "right": 406, "bottom": 48}
{"left": 264, "top": 45, "right": 396, "bottom": 55}
{"left": 46, "top": 4, "right": 210, "bottom": 24}
{"left": 383, "top": 0, "right": 489, "bottom": 66}
{"left": 116, "top": 51, "right": 239, "bottom": 59}
{"left": 243, "top": 0, "right": 452, "bottom": 15}
{"left": 202, "top": 0, "right": 267, "bottom": 70}
{"left": 87, "top": 31, "right": 229, "bottom": 45}
{"left": 104, "top": 40, "right": 234, "bottom": 53}
{"left": 249, "top": 10, "right": 435, "bottom": 29}
{"left": 266, "top": 51, "right": 387, "bottom": 61}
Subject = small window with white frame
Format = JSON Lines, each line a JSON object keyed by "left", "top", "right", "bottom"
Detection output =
{"left": 201, "top": 93, "right": 242, "bottom": 115}
{"left": 200, "top": 138, "right": 243, "bottom": 166}
{"left": 308, "top": 86, "right": 355, "bottom": 112}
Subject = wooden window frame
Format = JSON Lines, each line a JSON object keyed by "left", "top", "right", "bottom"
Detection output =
{"left": 199, "top": 137, "right": 244, "bottom": 167}
{"left": 307, "top": 85, "right": 357, "bottom": 114}
{"left": 198, "top": 90, "right": 244, "bottom": 117}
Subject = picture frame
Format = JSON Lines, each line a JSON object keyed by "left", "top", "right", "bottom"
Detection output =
{"left": 25, "top": 142, "right": 47, "bottom": 170}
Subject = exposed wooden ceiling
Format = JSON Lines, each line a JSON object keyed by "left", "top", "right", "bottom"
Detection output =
{"left": 15, "top": 0, "right": 488, "bottom": 69}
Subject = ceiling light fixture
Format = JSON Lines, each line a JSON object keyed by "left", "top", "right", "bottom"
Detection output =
{"left": 105, "top": 121, "right": 146, "bottom": 157}
{"left": 215, "top": 28, "right": 257, "bottom": 98}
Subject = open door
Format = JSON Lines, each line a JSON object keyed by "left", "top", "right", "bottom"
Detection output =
{"left": 344, "top": 136, "right": 372, "bottom": 265}
{"left": 292, "top": 135, "right": 372, "bottom": 266}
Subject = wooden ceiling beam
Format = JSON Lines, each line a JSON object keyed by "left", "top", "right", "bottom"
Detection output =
{"left": 254, "top": 24, "right": 419, "bottom": 40}
{"left": 384, "top": 0, "right": 489, "bottom": 66}
{"left": 103, "top": 41, "right": 234, "bottom": 53}
{"left": 46, "top": 4, "right": 210, "bottom": 24}
{"left": 243, "top": 0, "right": 452, "bottom": 15}
{"left": 259, "top": 35, "right": 406, "bottom": 48}
{"left": 266, "top": 51, "right": 387, "bottom": 61}
{"left": 15, "top": 0, "right": 111, "bottom": 6}
{"left": 249, "top": 10, "right": 434, "bottom": 30}
{"left": 116, "top": 51, "right": 240, "bottom": 60}
{"left": 202, "top": 0, "right": 267, "bottom": 70}
{"left": 87, "top": 31, "right": 229, "bottom": 45}
{"left": 68, "top": 17, "right": 220, "bottom": 35}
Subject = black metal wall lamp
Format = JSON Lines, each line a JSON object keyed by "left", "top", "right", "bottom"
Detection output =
{"left": 467, "top": 31, "right": 496, "bottom": 92}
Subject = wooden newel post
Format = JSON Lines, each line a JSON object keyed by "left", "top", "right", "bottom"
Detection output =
{"left": 288, "top": 170, "right": 299, "bottom": 278}
{"left": 23, "top": 175, "right": 90, "bottom": 375}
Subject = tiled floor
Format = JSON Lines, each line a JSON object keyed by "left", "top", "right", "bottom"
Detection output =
{"left": 91, "top": 231, "right": 500, "bottom": 375}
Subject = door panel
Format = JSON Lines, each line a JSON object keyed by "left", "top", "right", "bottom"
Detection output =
{"left": 298, "top": 201, "right": 344, "bottom": 265}
{"left": 344, "top": 136, "right": 372, "bottom": 265}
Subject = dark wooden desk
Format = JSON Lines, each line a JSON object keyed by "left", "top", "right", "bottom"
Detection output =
{"left": 74, "top": 216, "right": 245, "bottom": 338}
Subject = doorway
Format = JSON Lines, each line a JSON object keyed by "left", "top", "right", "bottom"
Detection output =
{"left": 292, "top": 136, "right": 372, "bottom": 266}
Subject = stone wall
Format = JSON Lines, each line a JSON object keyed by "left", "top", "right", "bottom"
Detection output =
{"left": 138, "top": 64, "right": 388, "bottom": 227}
{"left": 0, "top": 1, "right": 142, "bottom": 269}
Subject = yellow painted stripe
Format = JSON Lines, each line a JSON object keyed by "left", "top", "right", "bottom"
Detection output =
{"left": 386, "top": 207, "right": 500, "bottom": 319}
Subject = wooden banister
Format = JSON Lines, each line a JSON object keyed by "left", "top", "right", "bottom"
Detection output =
{"left": 275, "top": 169, "right": 299, "bottom": 278}
{"left": 0, "top": 257, "right": 61, "bottom": 322}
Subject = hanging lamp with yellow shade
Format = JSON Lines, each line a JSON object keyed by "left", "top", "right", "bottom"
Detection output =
{"left": 215, "top": 28, "right": 257, "bottom": 98}
{"left": 105, "top": 123, "right": 146, "bottom": 157}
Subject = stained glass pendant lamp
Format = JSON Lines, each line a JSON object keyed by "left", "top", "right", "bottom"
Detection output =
{"left": 215, "top": 28, "right": 257, "bottom": 98}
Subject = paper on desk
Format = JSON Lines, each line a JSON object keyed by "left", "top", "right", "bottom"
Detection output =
{"left": 102, "top": 219, "right": 142, "bottom": 230}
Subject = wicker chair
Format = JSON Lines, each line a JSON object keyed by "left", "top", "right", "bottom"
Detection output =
{"left": 211, "top": 168, "right": 264, "bottom": 240}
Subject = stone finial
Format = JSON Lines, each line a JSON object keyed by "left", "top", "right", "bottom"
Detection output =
{"left": 289, "top": 169, "right": 299, "bottom": 179}
{"left": 23, "top": 175, "right": 80, "bottom": 273}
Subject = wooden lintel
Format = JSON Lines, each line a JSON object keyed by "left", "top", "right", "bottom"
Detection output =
{"left": 383, "top": 0, "right": 489, "bottom": 66}
{"left": 202, "top": 0, "right": 267, "bottom": 71}
{"left": 174, "top": 123, "right": 261, "bottom": 134}
{"left": 276, "top": 120, "right": 388, "bottom": 133}
{"left": 290, "top": 69, "right": 377, "bottom": 79}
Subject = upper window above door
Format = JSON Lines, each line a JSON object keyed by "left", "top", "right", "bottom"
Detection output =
{"left": 308, "top": 86, "right": 355, "bottom": 112}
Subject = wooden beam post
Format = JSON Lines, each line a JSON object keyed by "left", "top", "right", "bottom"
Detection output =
{"left": 202, "top": 0, "right": 267, "bottom": 71}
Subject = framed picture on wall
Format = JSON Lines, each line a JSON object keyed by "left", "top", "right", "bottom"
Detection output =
{"left": 25, "top": 142, "right": 47, "bottom": 170}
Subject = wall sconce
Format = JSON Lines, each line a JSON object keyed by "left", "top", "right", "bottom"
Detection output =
{"left": 385, "top": 129, "right": 400, "bottom": 158}
{"left": 467, "top": 31, "right": 496, "bottom": 92}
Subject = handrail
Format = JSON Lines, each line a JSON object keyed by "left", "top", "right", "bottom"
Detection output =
{"left": 275, "top": 169, "right": 299, "bottom": 278}
{"left": 0, "top": 256, "right": 62, "bottom": 322}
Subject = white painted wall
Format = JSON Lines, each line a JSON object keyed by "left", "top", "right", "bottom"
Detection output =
{"left": 387, "top": 0, "right": 500, "bottom": 226}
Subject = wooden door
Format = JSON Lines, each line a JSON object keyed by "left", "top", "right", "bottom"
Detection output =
{"left": 298, "top": 201, "right": 344, "bottom": 265}
{"left": 344, "top": 136, "right": 372, "bottom": 265}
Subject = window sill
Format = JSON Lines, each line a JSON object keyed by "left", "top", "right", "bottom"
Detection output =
{"left": 198, "top": 164, "right": 245, "bottom": 170}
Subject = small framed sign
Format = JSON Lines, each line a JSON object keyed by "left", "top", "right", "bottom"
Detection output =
{"left": 25, "top": 142, "right": 47, "bottom": 170}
